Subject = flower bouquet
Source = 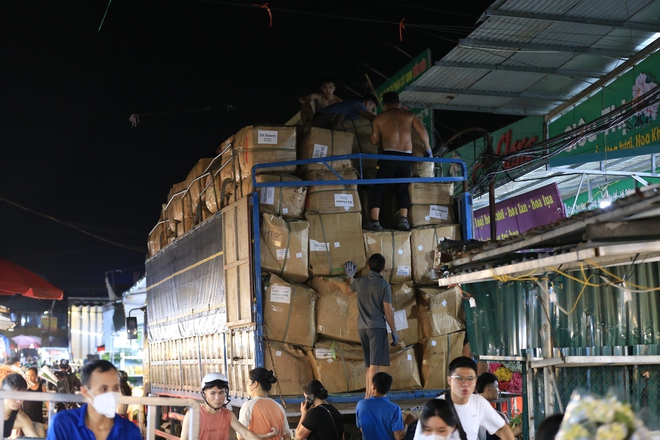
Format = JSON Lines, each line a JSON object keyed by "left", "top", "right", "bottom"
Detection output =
{"left": 555, "top": 390, "right": 650, "bottom": 440}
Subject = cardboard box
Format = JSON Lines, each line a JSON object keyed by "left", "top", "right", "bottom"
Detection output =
{"left": 260, "top": 215, "right": 309, "bottom": 283}
{"left": 412, "top": 161, "right": 434, "bottom": 178}
{"left": 305, "top": 168, "right": 361, "bottom": 214}
{"left": 147, "top": 222, "right": 167, "bottom": 257}
{"left": 409, "top": 204, "right": 456, "bottom": 227}
{"left": 236, "top": 173, "right": 307, "bottom": 218}
{"left": 263, "top": 274, "right": 317, "bottom": 347}
{"left": 361, "top": 231, "right": 412, "bottom": 283}
{"left": 264, "top": 341, "right": 315, "bottom": 395}
{"left": 204, "top": 143, "right": 239, "bottom": 214}
{"left": 383, "top": 345, "right": 422, "bottom": 390}
{"left": 312, "top": 277, "right": 360, "bottom": 343}
{"left": 298, "top": 127, "right": 354, "bottom": 172}
{"left": 338, "top": 117, "right": 379, "bottom": 178}
{"left": 233, "top": 126, "right": 297, "bottom": 180}
{"left": 390, "top": 283, "right": 421, "bottom": 346}
{"left": 419, "top": 331, "right": 465, "bottom": 389}
{"left": 411, "top": 225, "right": 462, "bottom": 284}
{"left": 307, "top": 339, "right": 366, "bottom": 393}
{"left": 409, "top": 182, "right": 454, "bottom": 205}
{"left": 185, "top": 158, "right": 214, "bottom": 212}
{"left": 418, "top": 286, "right": 465, "bottom": 338}
{"left": 305, "top": 212, "right": 366, "bottom": 276}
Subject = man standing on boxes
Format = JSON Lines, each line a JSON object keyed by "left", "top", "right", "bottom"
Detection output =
{"left": 344, "top": 253, "right": 398, "bottom": 398}
{"left": 365, "top": 91, "right": 433, "bottom": 232}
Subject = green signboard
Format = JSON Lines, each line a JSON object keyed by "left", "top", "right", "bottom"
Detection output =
{"left": 549, "top": 50, "right": 660, "bottom": 166}
{"left": 375, "top": 49, "right": 433, "bottom": 145}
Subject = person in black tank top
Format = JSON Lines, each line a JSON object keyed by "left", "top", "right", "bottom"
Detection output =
{"left": 24, "top": 367, "right": 47, "bottom": 437}
{"left": 2, "top": 373, "right": 38, "bottom": 438}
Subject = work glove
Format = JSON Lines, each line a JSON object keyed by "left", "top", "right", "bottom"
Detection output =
{"left": 424, "top": 149, "right": 433, "bottom": 158}
{"left": 344, "top": 261, "right": 357, "bottom": 278}
{"left": 391, "top": 331, "right": 400, "bottom": 346}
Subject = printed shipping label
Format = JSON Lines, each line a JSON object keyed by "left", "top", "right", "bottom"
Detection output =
{"left": 270, "top": 285, "right": 291, "bottom": 303}
{"left": 315, "top": 348, "right": 334, "bottom": 359}
{"left": 258, "top": 130, "right": 278, "bottom": 145}
{"left": 260, "top": 187, "right": 275, "bottom": 205}
{"left": 276, "top": 249, "right": 290, "bottom": 260}
{"left": 429, "top": 205, "right": 449, "bottom": 220}
{"left": 310, "top": 239, "right": 329, "bottom": 251}
{"left": 393, "top": 309, "right": 409, "bottom": 330}
{"left": 312, "top": 143, "right": 328, "bottom": 158}
{"left": 396, "top": 266, "right": 410, "bottom": 277}
{"left": 334, "top": 193, "right": 354, "bottom": 208}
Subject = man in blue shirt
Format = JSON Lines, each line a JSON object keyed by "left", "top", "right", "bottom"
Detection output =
{"left": 47, "top": 359, "right": 141, "bottom": 440}
{"left": 313, "top": 94, "right": 377, "bottom": 130}
{"left": 356, "top": 372, "right": 406, "bottom": 440}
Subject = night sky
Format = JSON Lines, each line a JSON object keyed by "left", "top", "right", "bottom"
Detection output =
{"left": 1, "top": 0, "right": 515, "bottom": 297}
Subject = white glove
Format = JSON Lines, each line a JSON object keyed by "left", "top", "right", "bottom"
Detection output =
{"left": 344, "top": 261, "right": 357, "bottom": 278}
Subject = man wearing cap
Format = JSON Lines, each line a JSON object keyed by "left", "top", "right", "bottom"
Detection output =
{"left": 60, "top": 358, "right": 82, "bottom": 394}
{"left": 181, "top": 372, "right": 277, "bottom": 440}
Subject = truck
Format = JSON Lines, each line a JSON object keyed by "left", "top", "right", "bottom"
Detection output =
{"left": 144, "top": 126, "right": 472, "bottom": 433}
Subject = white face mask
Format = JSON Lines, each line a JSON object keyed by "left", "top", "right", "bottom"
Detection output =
{"left": 88, "top": 390, "right": 120, "bottom": 418}
{"left": 422, "top": 434, "right": 452, "bottom": 440}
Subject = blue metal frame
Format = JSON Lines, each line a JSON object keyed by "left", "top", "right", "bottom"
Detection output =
{"left": 248, "top": 153, "right": 471, "bottom": 397}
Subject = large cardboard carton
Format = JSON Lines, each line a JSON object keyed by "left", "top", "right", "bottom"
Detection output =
{"left": 383, "top": 345, "right": 422, "bottom": 390}
{"left": 409, "top": 182, "right": 454, "bottom": 205}
{"left": 236, "top": 173, "right": 307, "bottom": 218}
{"left": 233, "top": 126, "right": 297, "bottom": 180}
{"left": 305, "top": 212, "right": 366, "bottom": 276}
{"left": 205, "top": 140, "right": 239, "bottom": 213}
{"left": 298, "top": 127, "right": 354, "bottom": 172}
{"left": 263, "top": 274, "right": 317, "bottom": 347}
{"left": 361, "top": 231, "right": 412, "bottom": 283}
{"left": 264, "top": 341, "right": 315, "bottom": 395}
{"left": 307, "top": 339, "right": 365, "bottom": 393}
{"left": 412, "top": 161, "right": 434, "bottom": 178}
{"left": 419, "top": 331, "right": 465, "bottom": 389}
{"left": 409, "top": 204, "right": 456, "bottom": 228}
{"left": 260, "top": 215, "right": 309, "bottom": 283}
{"left": 312, "top": 277, "right": 359, "bottom": 343}
{"left": 338, "top": 117, "right": 378, "bottom": 178}
{"left": 186, "top": 158, "right": 214, "bottom": 212}
{"left": 418, "top": 286, "right": 465, "bottom": 338}
{"left": 411, "top": 225, "right": 462, "bottom": 284}
{"left": 147, "top": 221, "right": 167, "bottom": 257}
{"left": 305, "top": 168, "right": 361, "bottom": 214}
{"left": 390, "top": 283, "right": 421, "bottom": 346}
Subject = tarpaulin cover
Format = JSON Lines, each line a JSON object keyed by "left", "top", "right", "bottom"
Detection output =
{"left": 465, "top": 261, "right": 660, "bottom": 356}
{"left": 146, "top": 213, "right": 226, "bottom": 342}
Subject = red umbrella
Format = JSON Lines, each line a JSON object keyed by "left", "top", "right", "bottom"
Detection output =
{"left": 11, "top": 335, "right": 41, "bottom": 349}
{"left": 0, "top": 259, "right": 63, "bottom": 300}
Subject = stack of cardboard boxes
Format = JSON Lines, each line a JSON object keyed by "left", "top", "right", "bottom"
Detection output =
{"left": 149, "top": 123, "right": 466, "bottom": 394}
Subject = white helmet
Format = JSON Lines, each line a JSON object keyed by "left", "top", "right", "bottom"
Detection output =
{"left": 201, "top": 372, "right": 229, "bottom": 390}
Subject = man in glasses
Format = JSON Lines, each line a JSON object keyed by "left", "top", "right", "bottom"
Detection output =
{"left": 412, "top": 356, "right": 515, "bottom": 440}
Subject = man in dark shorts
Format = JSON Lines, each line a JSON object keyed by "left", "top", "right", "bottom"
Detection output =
{"left": 344, "top": 253, "right": 398, "bottom": 398}
{"left": 366, "top": 91, "right": 432, "bottom": 231}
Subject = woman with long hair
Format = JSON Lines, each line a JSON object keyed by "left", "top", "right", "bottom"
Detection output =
{"left": 238, "top": 368, "right": 291, "bottom": 440}
{"left": 295, "top": 380, "right": 343, "bottom": 440}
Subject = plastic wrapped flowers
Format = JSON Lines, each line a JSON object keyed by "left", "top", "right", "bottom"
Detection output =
{"left": 555, "top": 390, "right": 650, "bottom": 440}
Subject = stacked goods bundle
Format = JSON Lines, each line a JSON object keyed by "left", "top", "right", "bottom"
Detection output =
{"left": 411, "top": 225, "right": 462, "bottom": 284}
{"left": 338, "top": 117, "right": 378, "bottom": 178}
{"left": 206, "top": 137, "right": 239, "bottom": 213}
{"left": 417, "top": 286, "right": 465, "bottom": 338}
{"left": 236, "top": 174, "right": 307, "bottom": 218}
{"left": 408, "top": 182, "right": 456, "bottom": 228}
{"left": 298, "top": 127, "right": 354, "bottom": 173}
{"left": 305, "top": 212, "right": 366, "bottom": 276}
{"left": 263, "top": 274, "right": 317, "bottom": 347}
{"left": 418, "top": 331, "right": 465, "bottom": 389}
{"left": 263, "top": 341, "right": 315, "bottom": 395}
{"left": 305, "top": 168, "right": 361, "bottom": 214}
{"left": 361, "top": 230, "right": 412, "bottom": 283}
{"left": 184, "top": 158, "right": 214, "bottom": 213}
{"left": 165, "top": 181, "right": 188, "bottom": 238}
{"left": 390, "top": 283, "right": 421, "bottom": 346}
{"left": 307, "top": 339, "right": 365, "bottom": 393}
{"left": 233, "top": 126, "right": 297, "bottom": 180}
{"left": 311, "top": 277, "right": 359, "bottom": 343}
{"left": 260, "top": 214, "right": 309, "bottom": 283}
{"left": 411, "top": 128, "right": 435, "bottom": 177}
{"left": 383, "top": 345, "right": 422, "bottom": 390}
{"left": 147, "top": 220, "right": 167, "bottom": 257}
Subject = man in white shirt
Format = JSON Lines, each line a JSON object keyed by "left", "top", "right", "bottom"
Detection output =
{"left": 413, "top": 357, "right": 515, "bottom": 440}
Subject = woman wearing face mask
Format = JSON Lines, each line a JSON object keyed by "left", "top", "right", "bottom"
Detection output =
{"left": 413, "top": 399, "right": 458, "bottom": 440}
{"left": 2, "top": 373, "right": 39, "bottom": 438}
{"left": 238, "top": 368, "right": 291, "bottom": 440}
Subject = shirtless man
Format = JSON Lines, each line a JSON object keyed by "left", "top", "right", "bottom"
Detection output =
{"left": 365, "top": 91, "right": 432, "bottom": 231}
{"left": 299, "top": 79, "right": 343, "bottom": 130}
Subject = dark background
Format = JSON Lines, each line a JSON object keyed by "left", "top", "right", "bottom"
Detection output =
{"left": 1, "top": 0, "right": 516, "bottom": 297}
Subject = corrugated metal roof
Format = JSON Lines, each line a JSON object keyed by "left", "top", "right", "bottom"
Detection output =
{"left": 402, "top": 0, "right": 660, "bottom": 116}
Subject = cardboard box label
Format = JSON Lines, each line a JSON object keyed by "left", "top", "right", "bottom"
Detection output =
{"left": 334, "top": 194, "right": 354, "bottom": 209}
{"left": 367, "top": 237, "right": 377, "bottom": 245}
{"left": 315, "top": 348, "right": 334, "bottom": 359}
{"left": 431, "top": 340, "right": 437, "bottom": 346}
{"left": 275, "top": 351, "right": 282, "bottom": 356}
{"left": 261, "top": 187, "right": 275, "bottom": 205}
{"left": 296, "top": 252, "right": 303, "bottom": 258}
{"left": 313, "top": 144, "right": 328, "bottom": 158}
{"left": 270, "top": 285, "right": 291, "bottom": 303}
{"left": 258, "top": 130, "right": 278, "bottom": 144}
{"left": 396, "top": 266, "right": 410, "bottom": 277}
{"left": 429, "top": 205, "right": 449, "bottom": 220}
{"left": 282, "top": 207, "right": 289, "bottom": 214}
{"left": 310, "top": 240, "right": 330, "bottom": 251}
{"left": 276, "top": 249, "right": 290, "bottom": 260}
